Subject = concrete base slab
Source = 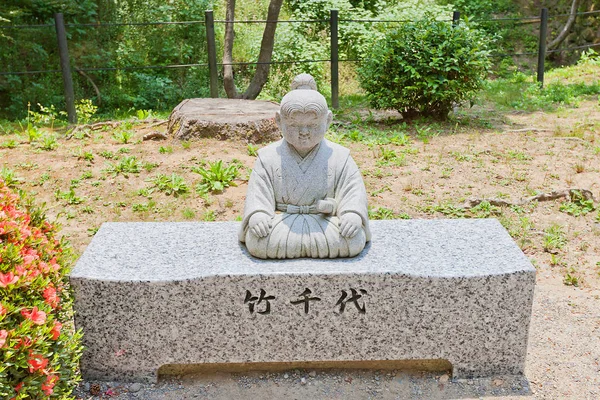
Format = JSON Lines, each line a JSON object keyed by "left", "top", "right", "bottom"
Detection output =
{"left": 70, "top": 220, "right": 535, "bottom": 383}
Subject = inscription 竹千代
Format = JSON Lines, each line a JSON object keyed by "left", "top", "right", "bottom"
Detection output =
{"left": 244, "top": 288, "right": 368, "bottom": 315}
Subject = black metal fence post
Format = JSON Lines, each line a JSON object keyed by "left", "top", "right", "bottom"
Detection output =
{"left": 205, "top": 10, "right": 218, "bottom": 98}
{"left": 537, "top": 8, "right": 548, "bottom": 86}
{"left": 452, "top": 11, "right": 460, "bottom": 27}
{"left": 330, "top": 9, "right": 339, "bottom": 109}
{"left": 54, "top": 13, "right": 77, "bottom": 124}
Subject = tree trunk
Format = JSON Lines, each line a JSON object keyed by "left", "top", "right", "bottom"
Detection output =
{"left": 548, "top": 0, "right": 580, "bottom": 50}
{"left": 222, "top": 0, "right": 284, "bottom": 100}
{"left": 222, "top": 0, "right": 240, "bottom": 99}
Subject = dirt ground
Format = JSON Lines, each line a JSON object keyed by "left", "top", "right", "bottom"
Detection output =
{"left": 1, "top": 99, "right": 599, "bottom": 399}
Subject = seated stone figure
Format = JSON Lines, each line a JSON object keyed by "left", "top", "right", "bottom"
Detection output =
{"left": 239, "top": 75, "right": 371, "bottom": 259}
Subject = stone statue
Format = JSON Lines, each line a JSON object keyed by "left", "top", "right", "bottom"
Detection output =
{"left": 239, "top": 75, "right": 371, "bottom": 259}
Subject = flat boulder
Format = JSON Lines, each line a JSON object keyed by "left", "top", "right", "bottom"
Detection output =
{"left": 167, "top": 98, "right": 281, "bottom": 143}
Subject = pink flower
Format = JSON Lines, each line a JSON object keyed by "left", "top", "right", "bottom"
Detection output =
{"left": 0, "top": 272, "right": 18, "bottom": 288}
{"left": 43, "top": 286, "right": 59, "bottom": 308}
{"left": 27, "top": 353, "right": 49, "bottom": 373}
{"left": 21, "top": 306, "right": 47, "bottom": 325}
{"left": 50, "top": 321, "right": 62, "bottom": 340}
{"left": 41, "top": 374, "right": 58, "bottom": 395}
{"left": 0, "top": 330, "right": 8, "bottom": 348}
{"left": 0, "top": 302, "right": 7, "bottom": 315}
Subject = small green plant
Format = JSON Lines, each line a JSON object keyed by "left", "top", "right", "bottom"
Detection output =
{"left": 430, "top": 202, "right": 466, "bottom": 218}
{"left": 38, "top": 134, "right": 58, "bottom": 151}
{"left": 202, "top": 210, "right": 217, "bottom": 221}
{"left": 113, "top": 130, "right": 134, "bottom": 144}
{"left": 181, "top": 140, "right": 191, "bottom": 150}
{"left": 75, "top": 99, "right": 98, "bottom": 124}
{"left": 55, "top": 188, "right": 85, "bottom": 205}
{"left": 142, "top": 161, "right": 159, "bottom": 172}
{"left": 159, "top": 146, "right": 173, "bottom": 154}
{"left": 72, "top": 147, "right": 94, "bottom": 162}
{"left": 80, "top": 171, "right": 93, "bottom": 180}
{"left": 99, "top": 150, "right": 116, "bottom": 159}
{"left": 563, "top": 270, "right": 579, "bottom": 287}
{"left": 0, "top": 167, "right": 23, "bottom": 187}
{"left": 1, "top": 139, "right": 18, "bottom": 149}
{"left": 247, "top": 143, "right": 259, "bottom": 157}
{"left": 182, "top": 208, "right": 195, "bottom": 219}
{"left": 193, "top": 160, "right": 239, "bottom": 194}
{"left": 368, "top": 207, "right": 395, "bottom": 220}
{"left": 81, "top": 205, "right": 94, "bottom": 214}
{"left": 103, "top": 156, "right": 141, "bottom": 177}
{"left": 132, "top": 203, "right": 150, "bottom": 212}
{"left": 147, "top": 173, "right": 190, "bottom": 197}
{"left": 470, "top": 201, "right": 501, "bottom": 218}
{"left": 358, "top": 17, "right": 490, "bottom": 119}
{"left": 136, "top": 109, "right": 151, "bottom": 120}
{"left": 543, "top": 224, "right": 567, "bottom": 253}
{"left": 559, "top": 190, "right": 596, "bottom": 217}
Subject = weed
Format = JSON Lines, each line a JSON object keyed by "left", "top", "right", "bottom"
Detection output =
{"left": 70, "top": 179, "right": 80, "bottom": 189}
{"left": 137, "top": 188, "right": 153, "bottom": 198}
{"left": 147, "top": 173, "right": 190, "bottom": 197}
{"left": 369, "top": 207, "right": 395, "bottom": 220}
{"left": 506, "top": 150, "right": 532, "bottom": 161}
{"left": 35, "top": 173, "right": 51, "bottom": 186}
{"left": 81, "top": 206, "right": 94, "bottom": 214}
{"left": 543, "top": 224, "right": 567, "bottom": 253}
{"left": 1, "top": 139, "right": 17, "bottom": 149}
{"left": 193, "top": 160, "right": 239, "bottom": 194}
{"left": 118, "top": 147, "right": 130, "bottom": 154}
{"left": 181, "top": 140, "right": 191, "bottom": 150}
{"left": 563, "top": 270, "right": 579, "bottom": 287}
{"left": 38, "top": 134, "right": 58, "bottom": 151}
{"left": 142, "top": 162, "right": 159, "bottom": 172}
{"left": 103, "top": 156, "right": 141, "bottom": 177}
{"left": 72, "top": 147, "right": 95, "bottom": 162}
{"left": 136, "top": 109, "right": 152, "bottom": 120}
{"left": 87, "top": 226, "right": 99, "bottom": 236}
{"left": 202, "top": 210, "right": 217, "bottom": 221}
{"left": 559, "top": 190, "right": 596, "bottom": 217}
{"left": 470, "top": 201, "right": 501, "bottom": 218}
{"left": 113, "top": 130, "right": 134, "bottom": 144}
{"left": 0, "top": 167, "right": 23, "bottom": 187}
{"left": 81, "top": 171, "right": 93, "bottom": 180}
{"left": 182, "top": 208, "right": 195, "bottom": 219}
{"left": 75, "top": 99, "right": 98, "bottom": 124}
{"left": 159, "top": 146, "right": 173, "bottom": 154}
{"left": 429, "top": 203, "right": 465, "bottom": 218}
{"left": 55, "top": 189, "right": 85, "bottom": 205}
{"left": 573, "top": 163, "right": 585, "bottom": 174}
{"left": 132, "top": 203, "right": 150, "bottom": 212}
{"left": 247, "top": 143, "right": 259, "bottom": 157}
{"left": 100, "top": 150, "right": 116, "bottom": 159}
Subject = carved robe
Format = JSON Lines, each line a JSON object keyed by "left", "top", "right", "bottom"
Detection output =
{"left": 239, "top": 139, "right": 371, "bottom": 259}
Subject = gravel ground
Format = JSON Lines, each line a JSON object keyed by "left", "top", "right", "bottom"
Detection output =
{"left": 73, "top": 274, "right": 600, "bottom": 400}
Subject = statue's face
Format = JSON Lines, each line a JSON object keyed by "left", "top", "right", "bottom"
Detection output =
{"left": 277, "top": 110, "right": 332, "bottom": 154}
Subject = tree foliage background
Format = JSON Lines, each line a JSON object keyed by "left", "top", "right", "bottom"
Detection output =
{"left": 1, "top": 0, "right": 598, "bottom": 120}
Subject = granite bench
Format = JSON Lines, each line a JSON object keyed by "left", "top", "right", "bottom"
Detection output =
{"left": 70, "top": 219, "right": 535, "bottom": 383}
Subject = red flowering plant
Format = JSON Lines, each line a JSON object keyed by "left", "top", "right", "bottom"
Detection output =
{"left": 0, "top": 179, "right": 83, "bottom": 399}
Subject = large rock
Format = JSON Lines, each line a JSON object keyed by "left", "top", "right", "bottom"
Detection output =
{"left": 70, "top": 219, "right": 535, "bottom": 383}
{"left": 167, "top": 98, "right": 281, "bottom": 143}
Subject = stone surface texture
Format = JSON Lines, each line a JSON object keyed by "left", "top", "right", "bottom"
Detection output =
{"left": 167, "top": 98, "right": 281, "bottom": 142}
{"left": 240, "top": 75, "right": 370, "bottom": 259}
{"left": 71, "top": 219, "right": 535, "bottom": 383}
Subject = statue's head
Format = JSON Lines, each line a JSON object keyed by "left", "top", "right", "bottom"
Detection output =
{"left": 276, "top": 75, "right": 333, "bottom": 155}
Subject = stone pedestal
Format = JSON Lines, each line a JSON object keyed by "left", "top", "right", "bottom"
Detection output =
{"left": 167, "top": 98, "right": 281, "bottom": 142}
{"left": 70, "top": 220, "right": 535, "bottom": 383}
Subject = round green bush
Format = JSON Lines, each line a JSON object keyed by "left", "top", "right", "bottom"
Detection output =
{"left": 0, "top": 179, "right": 83, "bottom": 399}
{"left": 357, "top": 17, "right": 491, "bottom": 119}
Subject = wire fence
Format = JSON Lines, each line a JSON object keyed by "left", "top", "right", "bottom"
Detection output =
{"left": 1, "top": 8, "right": 599, "bottom": 121}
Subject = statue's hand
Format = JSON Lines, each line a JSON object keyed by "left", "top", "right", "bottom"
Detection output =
{"left": 248, "top": 213, "right": 272, "bottom": 238}
{"left": 340, "top": 212, "right": 362, "bottom": 238}
{"left": 316, "top": 199, "right": 336, "bottom": 214}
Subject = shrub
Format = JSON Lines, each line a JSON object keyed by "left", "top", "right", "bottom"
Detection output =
{"left": 0, "top": 179, "right": 83, "bottom": 399}
{"left": 357, "top": 17, "right": 491, "bottom": 120}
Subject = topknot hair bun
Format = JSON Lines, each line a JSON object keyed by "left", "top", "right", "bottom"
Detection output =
{"left": 290, "top": 73, "right": 317, "bottom": 91}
